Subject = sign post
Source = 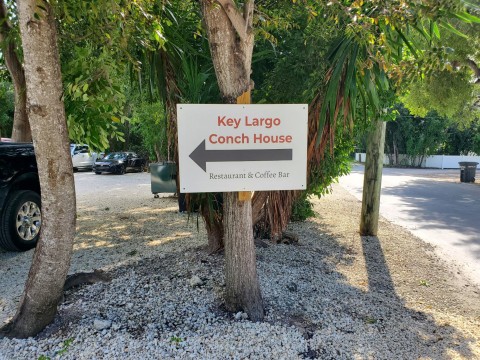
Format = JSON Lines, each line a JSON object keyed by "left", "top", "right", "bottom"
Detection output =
{"left": 237, "top": 91, "right": 252, "bottom": 202}
{"left": 177, "top": 103, "right": 308, "bottom": 193}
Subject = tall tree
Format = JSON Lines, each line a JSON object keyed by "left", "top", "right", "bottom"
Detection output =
{"left": 0, "top": 0, "right": 30, "bottom": 141}
{"left": 313, "top": 0, "right": 480, "bottom": 235}
{"left": 200, "top": 0, "right": 264, "bottom": 320}
{"left": 0, "top": 0, "right": 76, "bottom": 338}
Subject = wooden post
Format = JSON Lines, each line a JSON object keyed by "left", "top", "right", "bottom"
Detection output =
{"left": 360, "top": 118, "right": 386, "bottom": 236}
{"left": 237, "top": 90, "right": 252, "bottom": 201}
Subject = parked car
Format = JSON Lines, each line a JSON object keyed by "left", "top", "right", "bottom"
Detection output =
{"left": 0, "top": 140, "right": 41, "bottom": 251}
{"left": 93, "top": 151, "right": 146, "bottom": 175}
{"left": 71, "top": 144, "right": 103, "bottom": 171}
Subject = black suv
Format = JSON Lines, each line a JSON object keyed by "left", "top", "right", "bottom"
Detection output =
{"left": 0, "top": 141, "right": 41, "bottom": 251}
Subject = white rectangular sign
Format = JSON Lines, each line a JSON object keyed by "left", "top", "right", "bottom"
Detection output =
{"left": 177, "top": 104, "right": 308, "bottom": 193}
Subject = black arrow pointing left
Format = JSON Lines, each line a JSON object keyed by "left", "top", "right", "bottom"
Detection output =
{"left": 189, "top": 140, "right": 293, "bottom": 172}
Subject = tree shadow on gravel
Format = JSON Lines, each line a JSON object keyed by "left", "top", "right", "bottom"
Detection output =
{"left": 1, "top": 196, "right": 479, "bottom": 359}
{"left": 267, "top": 218, "right": 479, "bottom": 359}
{"left": 0, "top": 196, "right": 201, "bottom": 325}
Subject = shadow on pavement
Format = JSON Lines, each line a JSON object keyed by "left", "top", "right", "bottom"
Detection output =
{"left": 381, "top": 179, "right": 480, "bottom": 260}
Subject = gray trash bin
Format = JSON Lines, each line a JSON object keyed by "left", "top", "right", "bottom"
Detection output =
{"left": 458, "top": 162, "right": 478, "bottom": 183}
{"left": 150, "top": 162, "right": 177, "bottom": 196}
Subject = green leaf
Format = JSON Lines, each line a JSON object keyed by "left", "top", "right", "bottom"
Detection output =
{"left": 432, "top": 22, "right": 440, "bottom": 39}
{"left": 357, "top": 84, "right": 368, "bottom": 121}
{"left": 343, "top": 44, "right": 359, "bottom": 104}
{"left": 364, "top": 69, "right": 380, "bottom": 110}
{"left": 412, "top": 24, "right": 430, "bottom": 42}
{"left": 439, "top": 22, "right": 468, "bottom": 38}
{"left": 453, "top": 11, "right": 480, "bottom": 24}
{"left": 396, "top": 29, "right": 417, "bottom": 57}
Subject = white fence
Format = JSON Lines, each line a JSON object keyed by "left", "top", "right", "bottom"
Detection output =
{"left": 355, "top": 153, "right": 480, "bottom": 169}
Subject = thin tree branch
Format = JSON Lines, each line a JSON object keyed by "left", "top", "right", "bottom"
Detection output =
{"left": 216, "top": 0, "right": 248, "bottom": 40}
{"left": 0, "top": 0, "right": 25, "bottom": 92}
{"left": 244, "top": 0, "right": 254, "bottom": 29}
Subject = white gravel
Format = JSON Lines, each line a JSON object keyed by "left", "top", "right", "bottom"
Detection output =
{"left": 0, "top": 172, "right": 479, "bottom": 359}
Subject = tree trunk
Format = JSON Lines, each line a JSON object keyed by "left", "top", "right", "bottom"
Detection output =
{"left": 251, "top": 191, "right": 268, "bottom": 226}
{"left": 201, "top": 0, "right": 263, "bottom": 320}
{"left": 223, "top": 192, "right": 264, "bottom": 320}
{"left": 360, "top": 118, "right": 386, "bottom": 236}
{"left": 1, "top": 0, "right": 76, "bottom": 338}
{"left": 154, "top": 143, "right": 161, "bottom": 162}
{"left": 201, "top": 197, "right": 224, "bottom": 253}
{"left": 159, "top": 49, "right": 180, "bottom": 163}
{"left": 200, "top": 0, "right": 253, "bottom": 103}
{"left": 393, "top": 140, "right": 398, "bottom": 165}
{"left": 0, "top": 0, "right": 31, "bottom": 142}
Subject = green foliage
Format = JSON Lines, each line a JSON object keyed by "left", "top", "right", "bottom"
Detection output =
{"left": 318, "top": 0, "right": 480, "bottom": 147}
{"left": 36, "top": 337, "right": 73, "bottom": 359}
{"left": 403, "top": 116, "right": 447, "bottom": 165}
{"left": 385, "top": 106, "right": 480, "bottom": 161}
{"left": 252, "top": 3, "right": 331, "bottom": 103}
{"left": 55, "top": 0, "right": 175, "bottom": 151}
{"left": 385, "top": 105, "right": 451, "bottom": 165}
{"left": 253, "top": 13, "right": 331, "bottom": 104}
{"left": 170, "top": 335, "right": 183, "bottom": 345}
{"left": 419, "top": 279, "right": 431, "bottom": 287}
{"left": 177, "top": 55, "right": 218, "bottom": 104}
{"left": 309, "top": 130, "right": 354, "bottom": 198}
{"left": 401, "top": 70, "right": 478, "bottom": 123}
{"left": 252, "top": 5, "right": 356, "bottom": 204}
{"left": 0, "top": 81, "right": 14, "bottom": 137}
{"left": 62, "top": 46, "right": 126, "bottom": 151}
{"left": 441, "top": 119, "right": 480, "bottom": 155}
{"left": 56, "top": 338, "right": 74, "bottom": 356}
{"left": 291, "top": 193, "right": 315, "bottom": 222}
{"left": 129, "top": 102, "right": 167, "bottom": 161}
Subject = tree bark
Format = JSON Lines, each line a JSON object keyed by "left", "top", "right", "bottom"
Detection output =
{"left": 360, "top": 118, "right": 386, "bottom": 236}
{"left": 154, "top": 143, "right": 161, "bottom": 162}
{"left": 251, "top": 191, "right": 267, "bottom": 226}
{"left": 201, "top": 197, "right": 224, "bottom": 253}
{"left": 1, "top": 0, "right": 76, "bottom": 338}
{"left": 223, "top": 192, "right": 264, "bottom": 320}
{"left": 0, "top": 0, "right": 31, "bottom": 142}
{"left": 201, "top": 0, "right": 253, "bottom": 103}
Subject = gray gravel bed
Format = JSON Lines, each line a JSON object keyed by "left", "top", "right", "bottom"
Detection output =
{"left": 1, "top": 174, "right": 479, "bottom": 359}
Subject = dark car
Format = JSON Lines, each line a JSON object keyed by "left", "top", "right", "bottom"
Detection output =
{"left": 0, "top": 141, "right": 41, "bottom": 251}
{"left": 93, "top": 151, "right": 146, "bottom": 175}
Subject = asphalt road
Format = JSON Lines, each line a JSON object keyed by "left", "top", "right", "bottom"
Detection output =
{"left": 339, "top": 164, "right": 480, "bottom": 287}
